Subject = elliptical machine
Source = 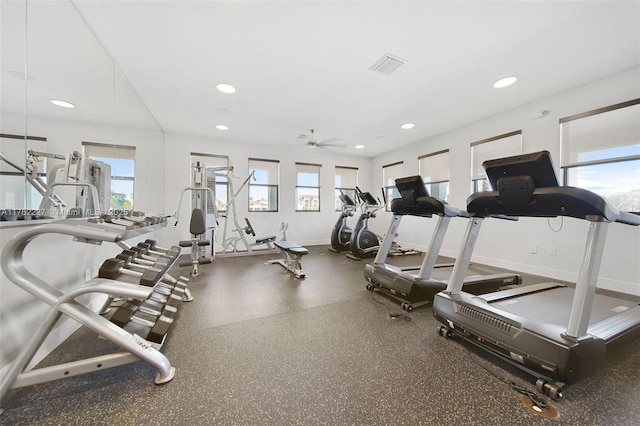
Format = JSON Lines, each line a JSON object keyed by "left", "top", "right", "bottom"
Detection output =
{"left": 346, "top": 187, "right": 383, "bottom": 260}
{"left": 328, "top": 191, "right": 357, "bottom": 253}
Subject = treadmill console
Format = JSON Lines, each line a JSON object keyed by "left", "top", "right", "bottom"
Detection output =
{"left": 484, "top": 151, "right": 559, "bottom": 191}
{"left": 395, "top": 175, "right": 429, "bottom": 205}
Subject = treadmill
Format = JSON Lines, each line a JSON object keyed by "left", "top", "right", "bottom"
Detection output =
{"left": 364, "top": 175, "right": 522, "bottom": 311}
{"left": 433, "top": 151, "right": 640, "bottom": 400}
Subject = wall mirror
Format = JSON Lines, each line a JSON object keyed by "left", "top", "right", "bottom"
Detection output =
{"left": 0, "top": 0, "right": 163, "bottom": 220}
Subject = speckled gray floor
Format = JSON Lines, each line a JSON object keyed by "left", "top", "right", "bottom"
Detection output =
{"left": 1, "top": 246, "right": 639, "bottom": 425}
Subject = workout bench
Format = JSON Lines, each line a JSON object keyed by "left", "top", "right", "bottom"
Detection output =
{"left": 268, "top": 240, "right": 308, "bottom": 279}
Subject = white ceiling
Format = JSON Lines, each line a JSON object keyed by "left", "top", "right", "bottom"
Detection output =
{"left": 12, "top": 1, "right": 640, "bottom": 157}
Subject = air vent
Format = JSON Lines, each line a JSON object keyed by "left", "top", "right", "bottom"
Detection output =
{"left": 459, "top": 305, "right": 513, "bottom": 333}
{"left": 369, "top": 54, "right": 406, "bottom": 75}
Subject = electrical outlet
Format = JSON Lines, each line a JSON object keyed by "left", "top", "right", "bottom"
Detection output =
{"left": 529, "top": 244, "right": 537, "bottom": 254}
{"left": 548, "top": 247, "right": 556, "bottom": 256}
{"left": 85, "top": 268, "right": 92, "bottom": 282}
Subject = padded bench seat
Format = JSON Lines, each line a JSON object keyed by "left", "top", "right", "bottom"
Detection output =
{"left": 274, "top": 240, "right": 309, "bottom": 255}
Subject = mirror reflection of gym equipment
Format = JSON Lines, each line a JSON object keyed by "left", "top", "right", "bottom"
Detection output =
{"left": 0, "top": 147, "right": 111, "bottom": 219}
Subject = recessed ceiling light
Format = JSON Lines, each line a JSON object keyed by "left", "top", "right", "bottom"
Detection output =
{"left": 215, "top": 124, "right": 229, "bottom": 131}
{"left": 355, "top": 145, "right": 365, "bottom": 149}
{"left": 400, "top": 123, "right": 415, "bottom": 130}
{"left": 217, "top": 107, "right": 231, "bottom": 115}
{"left": 50, "top": 99, "right": 75, "bottom": 108}
{"left": 216, "top": 83, "right": 236, "bottom": 94}
{"left": 493, "top": 76, "right": 517, "bottom": 88}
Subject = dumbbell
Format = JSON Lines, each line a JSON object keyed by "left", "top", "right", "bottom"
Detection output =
{"left": 116, "top": 250, "right": 170, "bottom": 275}
{"left": 116, "top": 251, "right": 189, "bottom": 296}
{"left": 109, "top": 298, "right": 178, "bottom": 329}
{"left": 143, "top": 239, "right": 181, "bottom": 258}
{"left": 138, "top": 241, "right": 181, "bottom": 261}
{"left": 100, "top": 259, "right": 183, "bottom": 317}
{"left": 106, "top": 289, "right": 177, "bottom": 345}
{"left": 96, "top": 214, "right": 139, "bottom": 230}
{"left": 122, "top": 311, "right": 175, "bottom": 345}
{"left": 99, "top": 258, "right": 164, "bottom": 287}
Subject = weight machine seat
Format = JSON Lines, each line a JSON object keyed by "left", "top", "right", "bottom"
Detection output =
{"left": 178, "top": 209, "right": 211, "bottom": 245}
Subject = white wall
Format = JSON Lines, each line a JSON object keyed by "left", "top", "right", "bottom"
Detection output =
{"left": 161, "top": 133, "right": 372, "bottom": 250}
{"left": 369, "top": 68, "right": 640, "bottom": 296}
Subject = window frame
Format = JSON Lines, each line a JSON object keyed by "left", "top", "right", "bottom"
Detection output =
{"left": 295, "top": 162, "right": 321, "bottom": 212}
{"left": 382, "top": 161, "right": 404, "bottom": 211}
{"left": 190, "top": 152, "right": 229, "bottom": 214}
{"left": 559, "top": 98, "right": 640, "bottom": 212}
{"left": 419, "top": 149, "right": 450, "bottom": 201}
{"left": 82, "top": 141, "right": 135, "bottom": 211}
{"left": 248, "top": 158, "right": 279, "bottom": 212}
{"left": 470, "top": 130, "right": 522, "bottom": 193}
{"left": 334, "top": 165, "right": 358, "bottom": 211}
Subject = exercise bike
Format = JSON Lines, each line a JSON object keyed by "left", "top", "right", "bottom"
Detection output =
{"left": 328, "top": 191, "right": 357, "bottom": 253}
{"left": 346, "top": 187, "right": 383, "bottom": 260}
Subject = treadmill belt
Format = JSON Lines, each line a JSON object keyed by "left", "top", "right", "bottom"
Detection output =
{"left": 489, "top": 285, "right": 638, "bottom": 327}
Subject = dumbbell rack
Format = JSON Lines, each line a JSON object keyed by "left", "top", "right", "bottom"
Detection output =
{"left": 0, "top": 216, "right": 182, "bottom": 407}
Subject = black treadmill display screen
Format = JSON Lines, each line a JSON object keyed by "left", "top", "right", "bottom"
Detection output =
{"left": 483, "top": 151, "right": 559, "bottom": 190}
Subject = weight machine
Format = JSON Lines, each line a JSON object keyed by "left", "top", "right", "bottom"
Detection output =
{"left": 217, "top": 168, "right": 280, "bottom": 257}
{"left": 0, "top": 150, "right": 110, "bottom": 218}
{"left": 172, "top": 161, "right": 216, "bottom": 274}
{"left": 31, "top": 150, "right": 111, "bottom": 218}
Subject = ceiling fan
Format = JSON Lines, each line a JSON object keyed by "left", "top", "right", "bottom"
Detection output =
{"left": 298, "top": 129, "right": 346, "bottom": 149}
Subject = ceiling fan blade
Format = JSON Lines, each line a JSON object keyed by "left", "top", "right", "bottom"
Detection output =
{"left": 318, "top": 137, "right": 347, "bottom": 148}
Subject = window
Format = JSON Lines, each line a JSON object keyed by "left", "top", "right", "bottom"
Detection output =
{"left": 248, "top": 158, "right": 279, "bottom": 212}
{"left": 83, "top": 141, "right": 135, "bottom": 211}
{"left": 295, "top": 162, "right": 321, "bottom": 211}
{"left": 190, "top": 153, "right": 229, "bottom": 213}
{"left": 470, "top": 130, "right": 522, "bottom": 193}
{"left": 334, "top": 166, "right": 358, "bottom": 210}
{"left": 560, "top": 99, "right": 640, "bottom": 212}
{"left": 419, "top": 150, "right": 449, "bottom": 201}
{"left": 382, "top": 161, "right": 404, "bottom": 211}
